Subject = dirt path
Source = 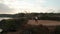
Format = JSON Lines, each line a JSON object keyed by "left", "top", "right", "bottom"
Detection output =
{"left": 7, "top": 20, "right": 60, "bottom": 34}
{"left": 27, "top": 20, "right": 60, "bottom": 26}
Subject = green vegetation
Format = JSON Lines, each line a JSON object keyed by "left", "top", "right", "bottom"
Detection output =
{"left": 0, "top": 18, "right": 28, "bottom": 32}
{"left": 0, "top": 13, "right": 60, "bottom": 34}
{"left": 55, "top": 25, "right": 60, "bottom": 34}
{"left": 20, "top": 25, "right": 49, "bottom": 34}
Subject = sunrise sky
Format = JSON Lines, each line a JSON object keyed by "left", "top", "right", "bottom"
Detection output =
{"left": 0, "top": 0, "right": 60, "bottom": 14}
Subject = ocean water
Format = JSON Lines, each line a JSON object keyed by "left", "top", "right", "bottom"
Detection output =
{"left": 0, "top": 17, "right": 12, "bottom": 21}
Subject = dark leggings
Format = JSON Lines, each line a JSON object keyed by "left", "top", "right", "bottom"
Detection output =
{"left": 34, "top": 19, "right": 38, "bottom": 23}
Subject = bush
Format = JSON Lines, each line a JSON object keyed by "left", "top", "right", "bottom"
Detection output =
{"left": 55, "top": 25, "right": 60, "bottom": 34}
{"left": 0, "top": 18, "right": 28, "bottom": 32}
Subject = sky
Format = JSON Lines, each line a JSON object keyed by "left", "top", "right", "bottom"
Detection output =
{"left": 0, "top": 0, "right": 60, "bottom": 14}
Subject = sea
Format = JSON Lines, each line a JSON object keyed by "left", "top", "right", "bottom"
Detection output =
{"left": 0, "top": 17, "right": 12, "bottom": 21}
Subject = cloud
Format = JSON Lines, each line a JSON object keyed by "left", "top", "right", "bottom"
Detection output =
{"left": 0, "top": 3, "right": 15, "bottom": 14}
{"left": 0, "top": 0, "right": 60, "bottom": 13}
{"left": 1, "top": 0, "right": 47, "bottom": 13}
